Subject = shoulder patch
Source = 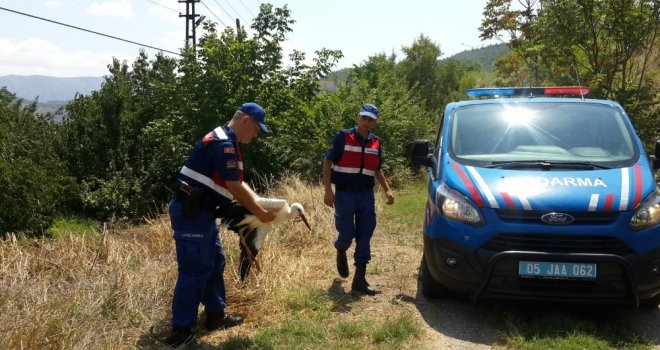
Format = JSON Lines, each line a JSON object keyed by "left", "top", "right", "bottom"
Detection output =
{"left": 224, "top": 147, "right": 235, "bottom": 154}
{"left": 226, "top": 160, "right": 238, "bottom": 169}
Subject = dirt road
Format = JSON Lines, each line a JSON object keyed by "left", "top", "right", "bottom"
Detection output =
{"left": 340, "top": 223, "right": 660, "bottom": 349}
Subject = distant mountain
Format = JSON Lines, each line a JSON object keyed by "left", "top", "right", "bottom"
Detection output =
{"left": 444, "top": 43, "right": 510, "bottom": 71}
{"left": 326, "top": 44, "right": 510, "bottom": 84}
{"left": 0, "top": 75, "right": 104, "bottom": 103}
{"left": 2, "top": 45, "right": 511, "bottom": 103}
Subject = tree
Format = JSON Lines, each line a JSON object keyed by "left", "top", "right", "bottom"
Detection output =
{"left": 538, "top": 0, "right": 659, "bottom": 149}
{"left": 398, "top": 35, "right": 444, "bottom": 110}
{"left": 480, "top": 0, "right": 659, "bottom": 149}
{"left": 59, "top": 4, "right": 345, "bottom": 220}
{"left": 480, "top": 0, "right": 545, "bottom": 84}
{"left": 0, "top": 88, "right": 74, "bottom": 235}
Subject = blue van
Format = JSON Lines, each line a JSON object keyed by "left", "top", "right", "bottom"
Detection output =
{"left": 411, "top": 86, "right": 660, "bottom": 307}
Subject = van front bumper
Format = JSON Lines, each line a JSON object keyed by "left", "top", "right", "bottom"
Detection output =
{"left": 423, "top": 235, "right": 660, "bottom": 306}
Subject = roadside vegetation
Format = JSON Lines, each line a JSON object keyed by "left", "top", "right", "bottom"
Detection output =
{"left": 0, "top": 178, "right": 656, "bottom": 349}
{"left": 1, "top": 1, "right": 658, "bottom": 237}
{"left": 0, "top": 1, "right": 658, "bottom": 348}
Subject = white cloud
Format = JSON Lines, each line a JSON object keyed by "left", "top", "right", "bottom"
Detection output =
{"left": 44, "top": 1, "right": 62, "bottom": 7}
{"left": 87, "top": 0, "right": 134, "bottom": 20}
{"left": 0, "top": 37, "right": 132, "bottom": 77}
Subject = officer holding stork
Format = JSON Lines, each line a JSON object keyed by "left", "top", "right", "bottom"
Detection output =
{"left": 323, "top": 103, "right": 395, "bottom": 295}
{"left": 166, "top": 102, "right": 275, "bottom": 346}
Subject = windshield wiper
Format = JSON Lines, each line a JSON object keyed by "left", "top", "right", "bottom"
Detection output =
{"left": 485, "top": 160, "right": 611, "bottom": 170}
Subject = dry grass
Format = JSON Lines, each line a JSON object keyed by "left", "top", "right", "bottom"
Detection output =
{"left": 0, "top": 176, "right": 424, "bottom": 349}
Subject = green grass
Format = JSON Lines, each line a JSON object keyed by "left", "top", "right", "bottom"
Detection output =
{"left": 496, "top": 309, "right": 653, "bottom": 350}
{"left": 217, "top": 312, "right": 421, "bottom": 350}
{"left": 255, "top": 316, "right": 326, "bottom": 349}
{"left": 47, "top": 216, "right": 100, "bottom": 237}
{"left": 372, "top": 313, "right": 421, "bottom": 349}
{"left": 277, "top": 285, "right": 333, "bottom": 316}
{"left": 381, "top": 179, "right": 427, "bottom": 228}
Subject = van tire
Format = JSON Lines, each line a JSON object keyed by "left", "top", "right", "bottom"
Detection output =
{"left": 420, "top": 254, "right": 449, "bottom": 298}
{"left": 639, "top": 294, "right": 660, "bottom": 309}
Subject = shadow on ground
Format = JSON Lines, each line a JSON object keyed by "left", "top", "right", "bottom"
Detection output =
{"left": 408, "top": 260, "right": 660, "bottom": 348}
{"left": 325, "top": 277, "right": 367, "bottom": 313}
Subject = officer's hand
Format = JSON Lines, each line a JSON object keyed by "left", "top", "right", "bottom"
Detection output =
{"left": 324, "top": 190, "right": 335, "bottom": 208}
{"left": 258, "top": 210, "right": 276, "bottom": 223}
{"left": 385, "top": 190, "right": 395, "bottom": 205}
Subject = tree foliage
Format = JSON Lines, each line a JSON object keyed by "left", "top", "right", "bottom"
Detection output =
{"left": 1, "top": 4, "right": 489, "bottom": 235}
{"left": 480, "top": 0, "right": 660, "bottom": 149}
{"left": 0, "top": 88, "right": 74, "bottom": 234}
{"left": 7, "top": 1, "right": 656, "bottom": 235}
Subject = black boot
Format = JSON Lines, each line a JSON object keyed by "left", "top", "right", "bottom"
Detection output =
{"left": 336, "top": 249, "right": 349, "bottom": 278}
{"left": 206, "top": 309, "right": 244, "bottom": 331}
{"left": 166, "top": 325, "right": 194, "bottom": 346}
{"left": 351, "top": 264, "right": 378, "bottom": 295}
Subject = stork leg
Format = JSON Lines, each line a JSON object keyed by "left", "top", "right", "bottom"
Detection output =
{"left": 238, "top": 229, "right": 260, "bottom": 281}
{"left": 216, "top": 202, "right": 260, "bottom": 281}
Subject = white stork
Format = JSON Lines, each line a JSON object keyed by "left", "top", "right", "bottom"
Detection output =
{"left": 218, "top": 198, "right": 310, "bottom": 281}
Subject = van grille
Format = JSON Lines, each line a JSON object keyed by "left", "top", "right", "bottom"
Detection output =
{"left": 482, "top": 234, "right": 633, "bottom": 255}
{"left": 495, "top": 209, "right": 618, "bottom": 224}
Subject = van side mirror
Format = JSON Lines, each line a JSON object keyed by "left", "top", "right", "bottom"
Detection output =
{"left": 411, "top": 140, "right": 434, "bottom": 168}
{"left": 652, "top": 140, "right": 660, "bottom": 170}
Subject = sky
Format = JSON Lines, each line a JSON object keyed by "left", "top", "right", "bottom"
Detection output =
{"left": 0, "top": 0, "right": 500, "bottom": 77}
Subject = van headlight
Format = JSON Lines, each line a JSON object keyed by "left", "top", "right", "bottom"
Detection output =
{"left": 435, "top": 183, "right": 485, "bottom": 227}
{"left": 630, "top": 187, "right": 660, "bottom": 232}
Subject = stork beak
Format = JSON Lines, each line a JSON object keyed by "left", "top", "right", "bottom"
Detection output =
{"left": 299, "top": 212, "right": 311, "bottom": 231}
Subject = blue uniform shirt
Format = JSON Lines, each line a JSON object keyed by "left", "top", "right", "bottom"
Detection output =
{"left": 177, "top": 125, "right": 241, "bottom": 208}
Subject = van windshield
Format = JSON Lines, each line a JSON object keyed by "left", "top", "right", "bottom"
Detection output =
{"left": 449, "top": 102, "right": 638, "bottom": 168}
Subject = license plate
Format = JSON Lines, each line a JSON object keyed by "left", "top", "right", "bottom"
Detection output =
{"left": 518, "top": 261, "right": 597, "bottom": 279}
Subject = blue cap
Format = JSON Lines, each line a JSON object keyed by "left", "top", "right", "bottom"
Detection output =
{"left": 239, "top": 102, "right": 268, "bottom": 133}
{"left": 359, "top": 103, "right": 379, "bottom": 120}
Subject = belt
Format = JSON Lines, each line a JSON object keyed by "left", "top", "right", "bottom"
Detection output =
{"left": 173, "top": 188, "right": 188, "bottom": 202}
{"left": 335, "top": 184, "right": 373, "bottom": 192}
{"left": 173, "top": 182, "right": 197, "bottom": 202}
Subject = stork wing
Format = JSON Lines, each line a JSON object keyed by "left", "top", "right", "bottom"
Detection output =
{"left": 256, "top": 198, "right": 288, "bottom": 210}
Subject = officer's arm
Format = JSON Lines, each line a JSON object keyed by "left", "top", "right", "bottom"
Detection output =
{"left": 323, "top": 132, "right": 343, "bottom": 208}
{"left": 225, "top": 181, "right": 275, "bottom": 223}
{"left": 323, "top": 160, "right": 335, "bottom": 208}
{"left": 241, "top": 181, "right": 260, "bottom": 200}
{"left": 375, "top": 170, "right": 395, "bottom": 205}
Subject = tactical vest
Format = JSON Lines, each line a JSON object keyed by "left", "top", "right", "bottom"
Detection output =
{"left": 333, "top": 131, "right": 381, "bottom": 177}
{"left": 179, "top": 126, "right": 243, "bottom": 200}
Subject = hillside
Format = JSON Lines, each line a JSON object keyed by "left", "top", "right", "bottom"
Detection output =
{"left": 445, "top": 43, "right": 509, "bottom": 71}
{"left": 327, "top": 44, "right": 509, "bottom": 83}
{"left": 0, "top": 75, "right": 103, "bottom": 102}
{"left": 1, "top": 45, "right": 509, "bottom": 103}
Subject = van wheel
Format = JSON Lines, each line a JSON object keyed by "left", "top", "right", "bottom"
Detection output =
{"left": 639, "top": 294, "right": 660, "bottom": 309}
{"left": 420, "top": 254, "right": 449, "bottom": 298}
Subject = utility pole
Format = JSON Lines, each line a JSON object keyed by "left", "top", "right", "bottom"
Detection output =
{"left": 179, "top": 0, "right": 203, "bottom": 48}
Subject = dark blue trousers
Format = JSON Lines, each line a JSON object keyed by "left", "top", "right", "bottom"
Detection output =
{"left": 169, "top": 200, "right": 227, "bottom": 328}
{"left": 333, "top": 190, "right": 377, "bottom": 265}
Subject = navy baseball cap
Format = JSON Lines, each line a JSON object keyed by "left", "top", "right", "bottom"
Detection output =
{"left": 359, "top": 103, "right": 379, "bottom": 120}
{"left": 239, "top": 102, "right": 268, "bottom": 133}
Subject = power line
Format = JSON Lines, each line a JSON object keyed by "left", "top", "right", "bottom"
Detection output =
{"left": 217, "top": 0, "right": 248, "bottom": 24}
{"left": 199, "top": 0, "right": 228, "bottom": 26}
{"left": 205, "top": 0, "right": 231, "bottom": 24}
{"left": 144, "top": 0, "right": 179, "bottom": 14}
{"left": 237, "top": 0, "right": 255, "bottom": 17}
{"left": 0, "top": 6, "right": 180, "bottom": 56}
